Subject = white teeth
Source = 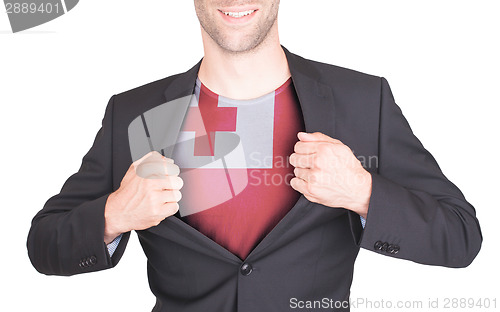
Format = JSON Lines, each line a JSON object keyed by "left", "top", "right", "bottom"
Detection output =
{"left": 222, "top": 10, "right": 255, "bottom": 18}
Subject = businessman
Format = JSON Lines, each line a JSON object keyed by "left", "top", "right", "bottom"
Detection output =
{"left": 27, "top": 1, "right": 482, "bottom": 311}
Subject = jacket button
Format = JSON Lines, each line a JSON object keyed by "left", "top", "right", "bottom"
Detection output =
{"left": 387, "top": 244, "right": 400, "bottom": 254}
{"left": 374, "top": 241, "right": 383, "bottom": 250}
{"left": 79, "top": 259, "right": 87, "bottom": 268}
{"left": 387, "top": 244, "right": 395, "bottom": 253}
{"left": 89, "top": 256, "right": 97, "bottom": 265}
{"left": 392, "top": 245, "right": 400, "bottom": 254}
{"left": 240, "top": 263, "right": 253, "bottom": 276}
{"left": 381, "top": 242, "right": 389, "bottom": 252}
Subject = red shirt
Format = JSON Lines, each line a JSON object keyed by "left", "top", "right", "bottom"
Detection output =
{"left": 178, "top": 77, "right": 304, "bottom": 260}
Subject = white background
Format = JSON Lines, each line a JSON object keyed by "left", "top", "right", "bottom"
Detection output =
{"left": 1, "top": 0, "right": 499, "bottom": 311}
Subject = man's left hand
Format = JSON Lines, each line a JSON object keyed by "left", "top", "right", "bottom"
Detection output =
{"left": 289, "top": 132, "right": 372, "bottom": 219}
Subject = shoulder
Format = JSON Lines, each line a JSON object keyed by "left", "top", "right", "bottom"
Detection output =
{"left": 113, "top": 73, "right": 181, "bottom": 105}
{"left": 102, "top": 71, "right": 187, "bottom": 130}
{"left": 288, "top": 51, "right": 383, "bottom": 92}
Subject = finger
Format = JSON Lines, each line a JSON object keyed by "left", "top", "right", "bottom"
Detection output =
{"left": 290, "top": 177, "right": 320, "bottom": 202}
{"left": 162, "top": 202, "right": 180, "bottom": 217}
{"left": 136, "top": 162, "right": 165, "bottom": 179}
{"left": 123, "top": 152, "right": 159, "bottom": 183}
{"left": 298, "top": 132, "right": 342, "bottom": 144}
{"left": 125, "top": 152, "right": 156, "bottom": 179}
{"left": 290, "top": 177, "right": 311, "bottom": 196}
{"left": 161, "top": 176, "right": 184, "bottom": 190}
{"left": 160, "top": 190, "right": 182, "bottom": 203}
{"left": 147, "top": 175, "right": 184, "bottom": 191}
{"left": 294, "top": 141, "right": 318, "bottom": 154}
{"left": 134, "top": 151, "right": 174, "bottom": 168}
{"left": 289, "top": 153, "right": 315, "bottom": 168}
{"left": 164, "top": 162, "right": 180, "bottom": 176}
{"left": 303, "top": 194, "right": 320, "bottom": 204}
{"left": 133, "top": 151, "right": 161, "bottom": 167}
{"left": 293, "top": 167, "right": 310, "bottom": 181}
{"left": 164, "top": 157, "right": 174, "bottom": 164}
{"left": 136, "top": 159, "right": 180, "bottom": 179}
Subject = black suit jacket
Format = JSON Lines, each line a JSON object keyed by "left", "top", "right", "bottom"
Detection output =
{"left": 27, "top": 47, "right": 482, "bottom": 311}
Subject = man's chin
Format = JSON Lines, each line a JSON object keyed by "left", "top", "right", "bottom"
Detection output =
{"left": 220, "top": 45, "right": 259, "bottom": 54}
{"left": 216, "top": 35, "right": 267, "bottom": 54}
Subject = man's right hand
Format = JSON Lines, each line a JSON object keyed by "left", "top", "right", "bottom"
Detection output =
{"left": 103, "top": 151, "right": 183, "bottom": 244}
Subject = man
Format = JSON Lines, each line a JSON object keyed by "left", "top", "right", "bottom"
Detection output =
{"left": 27, "top": 0, "right": 482, "bottom": 311}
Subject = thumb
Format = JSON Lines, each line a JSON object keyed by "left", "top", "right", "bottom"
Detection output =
{"left": 297, "top": 132, "right": 341, "bottom": 144}
{"left": 122, "top": 151, "right": 157, "bottom": 181}
{"left": 133, "top": 151, "right": 174, "bottom": 167}
{"left": 132, "top": 151, "right": 160, "bottom": 168}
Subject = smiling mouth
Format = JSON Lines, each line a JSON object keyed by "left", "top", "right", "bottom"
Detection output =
{"left": 219, "top": 9, "right": 257, "bottom": 18}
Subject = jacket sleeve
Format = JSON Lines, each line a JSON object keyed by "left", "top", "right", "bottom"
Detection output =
{"left": 27, "top": 96, "right": 130, "bottom": 276}
{"left": 354, "top": 77, "right": 482, "bottom": 268}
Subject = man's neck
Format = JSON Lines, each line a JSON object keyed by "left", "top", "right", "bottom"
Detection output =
{"left": 197, "top": 27, "right": 291, "bottom": 100}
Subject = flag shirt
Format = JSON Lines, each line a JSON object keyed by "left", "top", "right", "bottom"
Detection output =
{"left": 172, "top": 77, "right": 304, "bottom": 260}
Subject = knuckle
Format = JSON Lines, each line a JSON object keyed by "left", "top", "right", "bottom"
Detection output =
{"left": 166, "top": 202, "right": 179, "bottom": 215}
{"left": 312, "top": 154, "right": 325, "bottom": 168}
{"left": 165, "top": 190, "right": 180, "bottom": 202}
{"left": 174, "top": 176, "right": 184, "bottom": 189}
{"left": 166, "top": 163, "right": 180, "bottom": 176}
{"left": 174, "top": 190, "right": 182, "bottom": 202}
{"left": 294, "top": 156, "right": 305, "bottom": 168}
{"left": 293, "top": 167, "right": 300, "bottom": 177}
{"left": 298, "top": 156, "right": 308, "bottom": 168}
{"left": 317, "top": 143, "right": 331, "bottom": 154}
{"left": 161, "top": 177, "right": 171, "bottom": 189}
{"left": 309, "top": 170, "right": 320, "bottom": 184}
{"left": 305, "top": 194, "right": 318, "bottom": 203}
{"left": 164, "top": 157, "right": 175, "bottom": 164}
{"left": 305, "top": 181, "right": 317, "bottom": 196}
{"left": 165, "top": 176, "right": 175, "bottom": 188}
{"left": 342, "top": 144, "right": 352, "bottom": 153}
{"left": 152, "top": 217, "right": 162, "bottom": 227}
{"left": 337, "top": 145, "right": 351, "bottom": 158}
{"left": 141, "top": 177, "right": 156, "bottom": 188}
{"left": 294, "top": 142, "right": 301, "bottom": 153}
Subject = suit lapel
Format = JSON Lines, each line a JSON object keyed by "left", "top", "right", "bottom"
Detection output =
{"left": 128, "top": 61, "right": 202, "bottom": 162}
{"left": 150, "top": 47, "right": 338, "bottom": 261}
{"left": 163, "top": 60, "right": 201, "bottom": 103}
{"left": 283, "top": 46, "right": 336, "bottom": 137}
{"left": 160, "top": 61, "right": 202, "bottom": 158}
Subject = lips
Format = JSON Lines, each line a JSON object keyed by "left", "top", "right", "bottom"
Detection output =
{"left": 218, "top": 7, "right": 258, "bottom": 23}
{"left": 220, "top": 9, "right": 256, "bottom": 18}
{"left": 4, "top": 0, "right": 79, "bottom": 33}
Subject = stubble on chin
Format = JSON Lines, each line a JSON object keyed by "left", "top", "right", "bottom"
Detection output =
{"left": 195, "top": 1, "right": 280, "bottom": 54}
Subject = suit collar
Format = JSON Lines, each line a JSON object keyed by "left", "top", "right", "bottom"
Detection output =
{"left": 163, "top": 59, "right": 202, "bottom": 103}
{"left": 163, "top": 45, "right": 336, "bottom": 138}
